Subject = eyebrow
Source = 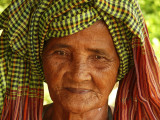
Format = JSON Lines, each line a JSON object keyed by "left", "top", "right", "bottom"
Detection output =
{"left": 51, "top": 44, "right": 71, "bottom": 49}
{"left": 86, "top": 48, "right": 109, "bottom": 56}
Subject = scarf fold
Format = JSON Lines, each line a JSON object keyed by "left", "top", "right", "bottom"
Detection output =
{"left": 0, "top": 0, "right": 160, "bottom": 119}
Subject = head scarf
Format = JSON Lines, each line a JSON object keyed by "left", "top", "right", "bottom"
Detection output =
{"left": 0, "top": 0, "right": 160, "bottom": 119}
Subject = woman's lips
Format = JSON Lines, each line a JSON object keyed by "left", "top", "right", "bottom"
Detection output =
{"left": 65, "top": 88, "right": 91, "bottom": 94}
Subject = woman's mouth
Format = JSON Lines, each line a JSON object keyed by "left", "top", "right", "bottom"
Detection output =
{"left": 65, "top": 88, "right": 91, "bottom": 94}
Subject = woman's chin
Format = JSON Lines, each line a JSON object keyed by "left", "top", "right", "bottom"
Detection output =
{"left": 55, "top": 90, "right": 103, "bottom": 114}
{"left": 61, "top": 101, "right": 98, "bottom": 114}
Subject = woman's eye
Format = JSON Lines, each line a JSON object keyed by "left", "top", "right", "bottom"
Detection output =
{"left": 57, "top": 51, "right": 66, "bottom": 55}
{"left": 54, "top": 50, "right": 68, "bottom": 56}
{"left": 95, "top": 55, "right": 103, "bottom": 59}
{"left": 92, "top": 55, "right": 110, "bottom": 63}
{"left": 94, "top": 55, "right": 106, "bottom": 60}
{"left": 91, "top": 55, "right": 111, "bottom": 69}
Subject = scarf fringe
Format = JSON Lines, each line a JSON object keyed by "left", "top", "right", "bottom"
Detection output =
{"left": 1, "top": 96, "right": 43, "bottom": 120}
{"left": 114, "top": 26, "right": 160, "bottom": 119}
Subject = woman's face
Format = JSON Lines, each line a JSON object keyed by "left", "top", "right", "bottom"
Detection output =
{"left": 42, "top": 21, "right": 119, "bottom": 113}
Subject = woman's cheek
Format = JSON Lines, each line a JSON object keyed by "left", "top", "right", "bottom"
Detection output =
{"left": 43, "top": 57, "right": 60, "bottom": 81}
{"left": 91, "top": 62, "right": 117, "bottom": 91}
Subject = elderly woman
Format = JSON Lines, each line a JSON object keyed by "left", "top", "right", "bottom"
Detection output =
{"left": 0, "top": 0, "right": 160, "bottom": 120}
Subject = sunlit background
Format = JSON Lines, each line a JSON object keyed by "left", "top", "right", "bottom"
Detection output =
{"left": 0, "top": 0, "right": 160, "bottom": 109}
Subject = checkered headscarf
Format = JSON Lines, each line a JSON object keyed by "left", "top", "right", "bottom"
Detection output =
{"left": 0, "top": 0, "right": 160, "bottom": 119}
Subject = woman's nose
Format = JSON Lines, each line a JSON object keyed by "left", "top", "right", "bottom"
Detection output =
{"left": 71, "top": 60, "right": 92, "bottom": 83}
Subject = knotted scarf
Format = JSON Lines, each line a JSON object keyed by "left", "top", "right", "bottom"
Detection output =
{"left": 0, "top": 0, "right": 160, "bottom": 119}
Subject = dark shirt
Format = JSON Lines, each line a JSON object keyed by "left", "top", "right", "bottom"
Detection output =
{"left": 108, "top": 106, "right": 113, "bottom": 120}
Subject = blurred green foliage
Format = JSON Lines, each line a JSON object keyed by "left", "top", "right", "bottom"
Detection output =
{"left": 0, "top": 0, "right": 11, "bottom": 12}
{"left": 0, "top": 0, "right": 160, "bottom": 105}
{"left": 138, "top": 2, "right": 160, "bottom": 40}
{"left": 137, "top": 0, "right": 160, "bottom": 62}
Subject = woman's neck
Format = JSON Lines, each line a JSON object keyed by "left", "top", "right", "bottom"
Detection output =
{"left": 45, "top": 103, "right": 109, "bottom": 120}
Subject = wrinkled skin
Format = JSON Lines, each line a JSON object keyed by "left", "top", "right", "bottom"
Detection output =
{"left": 42, "top": 20, "right": 119, "bottom": 120}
